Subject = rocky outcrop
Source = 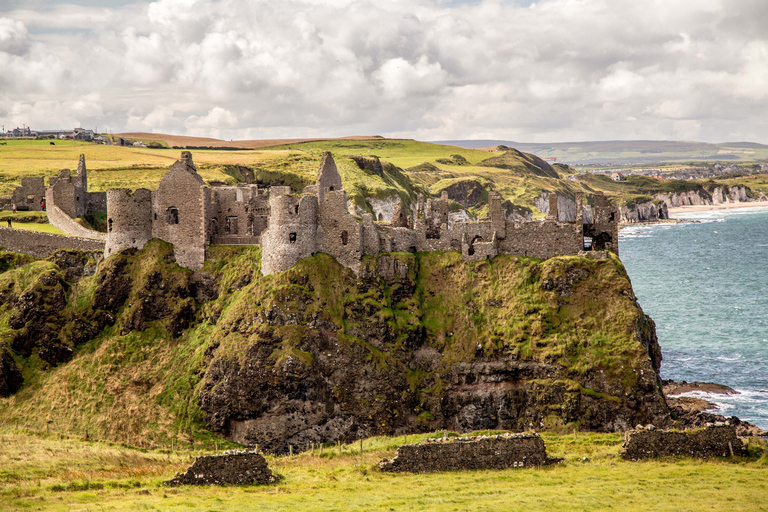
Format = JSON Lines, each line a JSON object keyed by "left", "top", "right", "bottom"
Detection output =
{"left": 379, "top": 433, "right": 558, "bottom": 473}
{"left": 655, "top": 185, "right": 764, "bottom": 209}
{"left": 0, "top": 348, "right": 23, "bottom": 397}
{"left": 655, "top": 190, "right": 711, "bottom": 208}
{"left": 620, "top": 425, "right": 746, "bottom": 460}
{"left": 437, "top": 180, "right": 486, "bottom": 208}
{"left": 619, "top": 201, "right": 669, "bottom": 224}
{"left": 165, "top": 451, "right": 274, "bottom": 486}
{"left": 199, "top": 251, "right": 670, "bottom": 454}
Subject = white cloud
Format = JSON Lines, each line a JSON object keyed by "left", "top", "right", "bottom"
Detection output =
{"left": 0, "top": 17, "right": 29, "bottom": 55}
{"left": 0, "top": 0, "right": 767, "bottom": 142}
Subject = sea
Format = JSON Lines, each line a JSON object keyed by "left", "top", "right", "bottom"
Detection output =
{"left": 619, "top": 206, "right": 768, "bottom": 429}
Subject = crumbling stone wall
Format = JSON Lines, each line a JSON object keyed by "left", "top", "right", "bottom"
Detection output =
{"left": 151, "top": 152, "right": 208, "bottom": 270}
{"left": 316, "top": 151, "right": 342, "bottom": 204}
{"left": 105, "top": 188, "right": 153, "bottom": 257}
{"left": 11, "top": 177, "right": 45, "bottom": 211}
{"left": 620, "top": 425, "right": 747, "bottom": 460}
{"left": 317, "top": 190, "right": 363, "bottom": 273}
{"left": 0, "top": 226, "right": 104, "bottom": 258}
{"left": 90, "top": 151, "right": 619, "bottom": 275}
{"left": 86, "top": 191, "right": 107, "bottom": 213}
{"left": 208, "top": 185, "right": 268, "bottom": 245}
{"left": 46, "top": 204, "right": 107, "bottom": 241}
{"left": 583, "top": 193, "right": 619, "bottom": 253}
{"left": 379, "top": 433, "right": 558, "bottom": 473}
{"left": 165, "top": 451, "right": 274, "bottom": 486}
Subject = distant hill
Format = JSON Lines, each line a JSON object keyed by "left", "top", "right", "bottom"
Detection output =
{"left": 433, "top": 140, "right": 768, "bottom": 165}
{"left": 116, "top": 133, "right": 385, "bottom": 150}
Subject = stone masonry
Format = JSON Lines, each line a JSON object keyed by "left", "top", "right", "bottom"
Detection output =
{"left": 379, "top": 433, "right": 559, "bottom": 473}
{"left": 101, "top": 151, "right": 619, "bottom": 273}
{"left": 620, "top": 425, "right": 747, "bottom": 460}
{"left": 7, "top": 150, "right": 619, "bottom": 272}
{"left": 165, "top": 450, "right": 275, "bottom": 486}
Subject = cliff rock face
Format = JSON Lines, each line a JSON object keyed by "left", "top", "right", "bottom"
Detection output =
{"left": 619, "top": 201, "right": 669, "bottom": 224}
{"left": 198, "top": 251, "right": 670, "bottom": 454}
{"left": 655, "top": 185, "right": 761, "bottom": 209}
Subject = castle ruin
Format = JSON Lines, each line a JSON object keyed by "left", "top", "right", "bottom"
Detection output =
{"left": 104, "top": 151, "right": 619, "bottom": 273}
{"left": 1, "top": 151, "right": 619, "bottom": 273}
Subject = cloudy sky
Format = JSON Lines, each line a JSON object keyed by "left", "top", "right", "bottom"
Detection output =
{"left": 1, "top": 0, "right": 767, "bottom": 142}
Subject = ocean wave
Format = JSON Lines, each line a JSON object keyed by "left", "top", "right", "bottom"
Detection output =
{"left": 716, "top": 354, "right": 742, "bottom": 361}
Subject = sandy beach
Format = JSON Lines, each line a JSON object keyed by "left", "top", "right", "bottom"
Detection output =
{"left": 668, "top": 201, "right": 768, "bottom": 215}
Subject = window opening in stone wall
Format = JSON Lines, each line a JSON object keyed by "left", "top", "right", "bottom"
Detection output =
{"left": 108, "top": 218, "right": 113, "bottom": 232}
{"left": 154, "top": 213, "right": 157, "bottom": 221}
{"left": 294, "top": 205, "right": 299, "bottom": 214}
{"left": 210, "top": 218, "right": 218, "bottom": 235}
{"left": 329, "top": 186, "right": 334, "bottom": 192}
{"left": 167, "top": 207, "right": 179, "bottom": 225}
{"left": 468, "top": 235, "right": 483, "bottom": 256}
{"left": 289, "top": 232, "right": 297, "bottom": 243}
{"left": 27, "top": 194, "right": 35, "bottom": 203}
{"left": 341, "top": 230, "right": 348, "bottom": 245}
{"left": 378, "top": 213, "right": 383, "bottom": 221}
{"left": 226, "top": 216, "right": 238, "bottom": 235}
{"left": 609, "top": 212, "right": 615, "bottom": 222}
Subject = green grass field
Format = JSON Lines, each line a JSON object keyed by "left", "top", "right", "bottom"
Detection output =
{"left": 1, "top": 426, "right": 767, "bottom": 512}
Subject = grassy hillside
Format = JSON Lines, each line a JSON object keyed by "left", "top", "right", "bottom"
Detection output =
{"left": 438, "top": 139, "right": 768, "bottom": 165}
{"left": 2, "top": 426, "right": 767, "bottom": 512}
{"left": 1, "top": 138, "right": 766, "bottom": 219}
{"left": 0, "top": 238, "right": 665, "bottom": 455}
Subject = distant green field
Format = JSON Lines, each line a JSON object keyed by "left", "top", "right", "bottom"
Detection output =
{"left": 1, "top": 426, "right": 767, "bottom": 512}
{"left": 1, "top": 138, "right": 766, "bottom": 216}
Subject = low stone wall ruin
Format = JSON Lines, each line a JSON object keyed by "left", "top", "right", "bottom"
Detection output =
{"left": 620, "top": 425, "right": 747, "bottom": 460}
{"left": 379, "top": 433, "right": 558, "bottom": 473}
{"left": 165, "top": 451, "right": 274, "bottom": 486}
{"left": 0, "top": 226, "right": 104, "bottom": 258}
{"left": 46, "top": 204, "right": 107, "bottom": 241}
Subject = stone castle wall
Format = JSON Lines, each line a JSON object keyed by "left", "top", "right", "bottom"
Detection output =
{"left": 46, "top": 203, "right": 107, "bottom": 241}
{"left": 11, "top": 177, "right": 45, "bottom": 211}
{"left": 151, "top": 152, "right": 208, "bottom": 270}
{"left": 316, "top": 190, "right": 363, "bottom": 273}
{"left": 86, "top": 191, "right": 107, "bottom": 213}
{"left": 105, "top": 188, "right": 153, "bottom": 257}
{"left": 0, "top": 226, "right": 104, "bottom": 258}
{"left": 40, "top": 150, "right": 618, "bottom": 276}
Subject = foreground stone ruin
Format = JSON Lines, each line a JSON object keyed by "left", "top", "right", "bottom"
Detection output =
{"left": 620, "top": 425, "right": 747, "bottom": 460}
{"left": 378, "top": 433, "right": 559, "bottom": 473}
{"left": 165, "top": 451, "right": 275, "bottom": 486}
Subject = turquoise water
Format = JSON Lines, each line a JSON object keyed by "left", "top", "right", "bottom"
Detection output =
{"left": 620, "top": 207, "right": 768, "bottom": 428}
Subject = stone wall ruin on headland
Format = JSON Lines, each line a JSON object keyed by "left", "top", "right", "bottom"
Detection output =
{"left": 11, "top": 150, "right": 621, "bottom": 274}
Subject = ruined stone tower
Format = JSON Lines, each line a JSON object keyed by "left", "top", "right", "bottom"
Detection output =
{"left": 260, "top": 187, "right": 318, "bottom": 275}
{"left": 104, "top": 188, "right": 153, "bottom": 258}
